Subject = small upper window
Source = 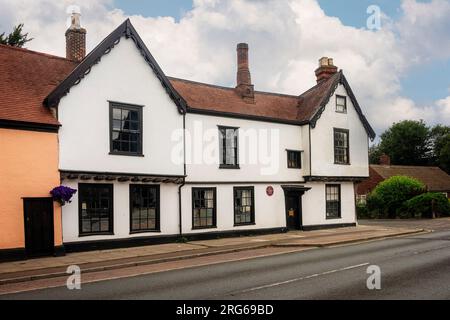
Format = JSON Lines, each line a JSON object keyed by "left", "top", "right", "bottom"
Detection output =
{"left": 287, "top": 150, "right": 302, "bottom": 169}
{"left": 219, "top": 126, "right": 239, "bottom": 169}
{"left": 110, "top": 102, "right": 143, "bottom": 156}
{"left": 336, "top": 95, "right": 347, "bottom": 113}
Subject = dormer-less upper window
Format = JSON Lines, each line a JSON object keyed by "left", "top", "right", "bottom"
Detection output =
{"left": 336, "top": 95, "right": 347, "bottom": 113}
{"left": 219, "top": 126, "right": 239, "bottom": 169}
{"left": 109, "top": 102, "right": 143, "bottom": 157}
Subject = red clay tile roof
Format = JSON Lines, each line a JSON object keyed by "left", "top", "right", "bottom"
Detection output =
{"left": 169, "top": 77, "right": 303, "bottom": 123}
{"left": 0, "top": 44, "right": 77, "bottom": 126}
{"left": 371, "top": 165, "right": 450, "bottom": 192}
{"left": 169, "top": 74, "right": 340, "bottom": 124}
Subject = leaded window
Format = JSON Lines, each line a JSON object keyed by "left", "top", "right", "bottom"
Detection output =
{"left": 130, "top": 185, "right": 160, "bottom": 233}
{"left": 334, "top": 128, "right": 350, "bottom": 164}
{"left": 192, "top": 188, "right": 216, "bottom": 229}
{"left": 234, "top": 187, "right": 255, "bottom": 226}
{"left": 219, "top": 126, "right": 239, "bottom": 168}
{"left": 110, "top": 102, "right": 143, "bottom": 156}
{"left": 79, "top": 184, "right": 113, "bottom": 235}
{"left": 326, "top": 184, "right": 341, "bottom": 219}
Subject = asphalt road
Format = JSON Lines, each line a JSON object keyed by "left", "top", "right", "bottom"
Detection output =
{"left": 2, "top": 230, "right": 450, "bottom": 300}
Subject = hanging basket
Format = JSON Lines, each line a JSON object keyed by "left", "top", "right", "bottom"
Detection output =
{"left": 50, "top": 186, "right": 77, "bottom": 207}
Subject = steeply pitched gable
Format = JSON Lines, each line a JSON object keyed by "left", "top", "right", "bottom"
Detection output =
{"left": 298, "top": 71, "right": 376, "bottom": 140}
{"left": 44, "top": 19, "right": 187, "bottom": 114}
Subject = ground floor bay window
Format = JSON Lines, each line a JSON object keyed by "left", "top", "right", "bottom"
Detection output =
{"left": 79, "top": 184, "right": 114, "bottom": 236}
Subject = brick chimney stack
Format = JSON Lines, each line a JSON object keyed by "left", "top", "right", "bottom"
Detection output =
{"left": 315, "top": 57, "right": 338, "bottom": 83}
{"left": 65, "top": 10, "right": 86, "bottom": 62}
{"left": 380, "top": 154, "right": 391, "bottom": 166}
{"left": 235, "top": 43, "right": 255, "bottom": 103}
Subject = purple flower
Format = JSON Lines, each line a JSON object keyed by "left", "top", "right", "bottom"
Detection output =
{"left": 50, "top": 186, "right": 77, "bottom": 205}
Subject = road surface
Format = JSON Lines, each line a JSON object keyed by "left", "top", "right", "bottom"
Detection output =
{"left": 1, "top": 230, "right": 450, "bottom": 300}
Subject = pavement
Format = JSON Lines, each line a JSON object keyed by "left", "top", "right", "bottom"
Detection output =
{"left": 0, "top": 224, "right": 425, "bottom": 286}
{"left": 2, "top": 229, "right": 450, "bottom": 300}
{"left": 359, "top": 217, "right": 450, "bottom": 231}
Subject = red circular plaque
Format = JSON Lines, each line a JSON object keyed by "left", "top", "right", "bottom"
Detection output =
{"left": 266, "top": 186, "right": 274, "bottom": 196}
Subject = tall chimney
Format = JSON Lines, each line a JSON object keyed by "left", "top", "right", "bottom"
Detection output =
{"left": 315, "top": 57, "right": 338, "bottom": 83}
{"left": 65, "top": 10, "right": 86, "bottom": 62}
{"left": 235, "top": 43, "right": 255, "bottom": 103}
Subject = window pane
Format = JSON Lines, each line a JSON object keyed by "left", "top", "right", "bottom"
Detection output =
{"left": 326, "top": 185, "right": 341, "bottom": 219}
{"left": 111, "top": 105, "right": 142, "bottom": 154}
{"left": 219, "top": 127, "right": 238, "bottom": 166}
{"left": 234, "top": 188, "right": 254, "bottom": 225}
{"left": 113, "top": 108, "right": 122, "bottom": 120}
{"left": 130, "top": 185, "right": 159, "bottom": 232}
{"left": 79, "top": 185, "right": 113, "bottom": 235}
{"left": 193, "top": 189, "right": 216, "bottom": 228}
{"left": 334, "top": 130, "right": 349, "bottom": 164}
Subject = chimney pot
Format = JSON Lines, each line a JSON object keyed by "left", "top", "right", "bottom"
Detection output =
{"left": 235, "top": 43, "right": 254, "bottom": 103}
{"left": 66, "top": 11, "right": 86, "bottom": 62}
{"left": 315, "top": 56, "right": 338, "bottom": 83}
{"left": 380, "top": 154, "right": 391, "bottom": 166}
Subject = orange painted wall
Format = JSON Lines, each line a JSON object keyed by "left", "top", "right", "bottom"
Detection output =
{"left": 0, "top": 128, "right": 62, "bottom": 250}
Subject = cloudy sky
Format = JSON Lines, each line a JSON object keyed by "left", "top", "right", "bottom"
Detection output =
{"left": 1, "top": 0, "right": 449, "bottom": 136}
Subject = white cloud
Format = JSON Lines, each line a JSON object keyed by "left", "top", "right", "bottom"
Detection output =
{"left": 0, "top": 0, "right": 449, "bottom": 134}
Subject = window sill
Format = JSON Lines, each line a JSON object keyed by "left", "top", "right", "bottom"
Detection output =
{"left": 219, "top": 165, "right": 240, "bottom": 170}
{"left": 79, "top": 232, "right": 115, "bottom": 237}
{"left": 335, "top": 111, "right": 347, "bottom": 114}
{"left": 326, "top": 217, "right": 342, "bottom": 220}
{"left": 234, "top": 223, "right": 256, "bottom": 227}
{"left": 130, "top": 230, "right": 161, "bottom": 235}
{"left": 109, "top": 152, "right": 145, "bottom": 158}
{"left": 192, "top": 226, "right": 217, "bottom": 231}
{"left": 334, "top": 162, "right": 351, "bottom": 166}
{"left": 288, "top": 167, "right": 302, "bottom": 170}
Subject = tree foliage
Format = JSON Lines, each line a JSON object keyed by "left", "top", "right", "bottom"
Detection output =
{"left": 378, "top": 120, "right": 431, "bottom": 166}
{"left": 369, "top": 144, "right": 383, "bottom": 164}
{"left": 367, "top": 175, "right": 425, "bottom": 218}
{"left": 402, "top": 193, "right": 450, "bottom": 218}
{"left": 0, "top": 24, "right": 33, "bottom": 48}
{"left": 371, "top": 120, "right": 450, "bottom": 173}
{"left": 430, "top": 125, "right": 450, "bottom": 173}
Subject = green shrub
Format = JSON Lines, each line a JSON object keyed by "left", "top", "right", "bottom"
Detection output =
{"left": 404, "top": 193, "right": 450, "bottom": 218}
{"left": 366, "top": 192, "right": 385, "bottom": 218}
{"left": 370, "top": 175, "right": 426, "bottom": 218}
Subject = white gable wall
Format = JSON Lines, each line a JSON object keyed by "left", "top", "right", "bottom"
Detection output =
{"left": 310, "top": 84, "right": 369, "bottom": 177}
{"left": 58, "top": 37, "right": 184, "bottom": 176}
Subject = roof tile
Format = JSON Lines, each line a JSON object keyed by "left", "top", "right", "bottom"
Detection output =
{"left": 0, "top": 44, "right": 77, "bottom": 126}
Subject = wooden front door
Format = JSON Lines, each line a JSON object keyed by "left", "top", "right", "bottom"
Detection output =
{"left": 24, "top": 198, "right": 54, "bottom": 257}
{"left": 285, "top": 193, "right": 302, "bottom": 230}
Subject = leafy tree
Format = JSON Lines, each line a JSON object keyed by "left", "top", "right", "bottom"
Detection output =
{"left": 369, "top": 144, "right": 382, "bottom": 164}
{"left": 0, "top": 24, "right": 33, "bottom": 47}
{"left": 430, "top": 125, "right": 450, "bottom": 173}
{"left": 378, "top": 120, "right": 431, "bottom": 166}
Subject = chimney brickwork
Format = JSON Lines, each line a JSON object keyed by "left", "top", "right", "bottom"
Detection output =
{"left": 380, "top": 154, "right": 391, "bottom": 166}
{"left": 235, "top": 43, "right": 255, "bottom": 103}
{"left": 66, "top": 12, "right": 86, "bottom": 62}
{"left": 315, "top": 57, "right": 338, "bottom": 83}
